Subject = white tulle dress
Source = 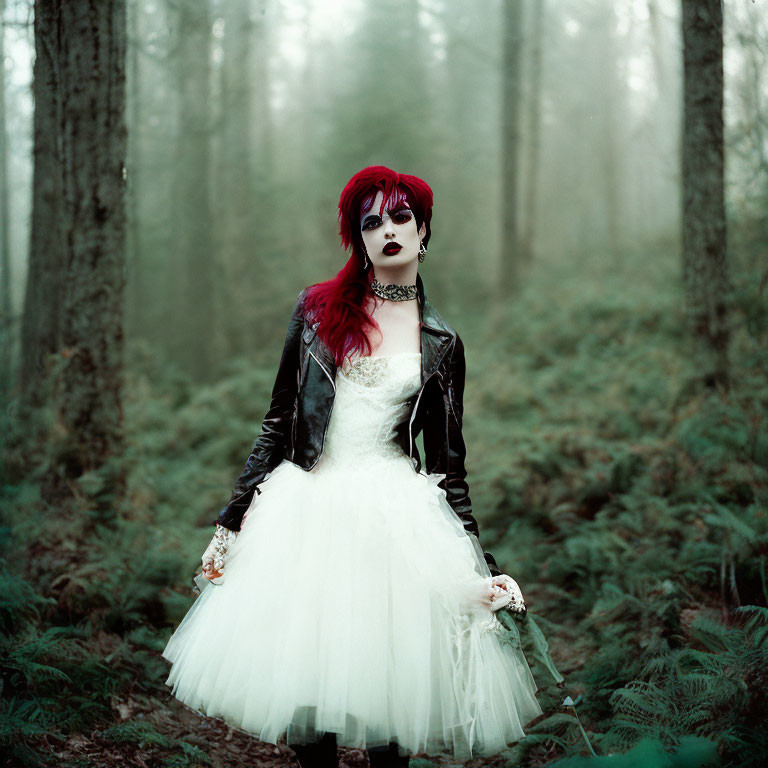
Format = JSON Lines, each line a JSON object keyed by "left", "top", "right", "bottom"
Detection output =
{"left": 162, "top": 352, "right": 543, "bottom": 758}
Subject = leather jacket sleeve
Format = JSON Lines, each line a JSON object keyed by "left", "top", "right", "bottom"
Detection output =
{"left": 214, "top": 289, "right": 307, "bottom": 531}
{"left": 422, "top": 333, "right": 502, "bottom": 577}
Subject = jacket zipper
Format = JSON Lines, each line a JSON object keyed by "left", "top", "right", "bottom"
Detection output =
{"left": 407, "top": 337, "right": 453, "bottom": 463}
{"left": 290, "top": 362, "right": 302, "bottom": 455}
{"left": 407, "top": 322, "right": 426, "bottom": 465}
{"left": 307, "top": 349, "right": 336, "bottom": 469}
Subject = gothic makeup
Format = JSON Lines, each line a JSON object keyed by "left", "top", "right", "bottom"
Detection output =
{"left": 361, "top": 207, "right": 415, "bottom": 231}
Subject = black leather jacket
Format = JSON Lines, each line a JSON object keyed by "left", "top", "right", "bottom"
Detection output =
{"left": 214, "top": 274, "right": 502, "bottom": 577}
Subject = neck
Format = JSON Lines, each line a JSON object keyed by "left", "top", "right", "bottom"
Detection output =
{"left": 371, "top": 263, "right": 418, "bottom": 287}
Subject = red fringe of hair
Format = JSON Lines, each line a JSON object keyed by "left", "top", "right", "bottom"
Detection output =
{"left": 302, "top": 166, "right": 433, "bottom": 366}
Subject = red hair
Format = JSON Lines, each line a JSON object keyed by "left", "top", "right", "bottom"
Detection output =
{"left": 302, "top": 166, "right": 434, "bottom": 366}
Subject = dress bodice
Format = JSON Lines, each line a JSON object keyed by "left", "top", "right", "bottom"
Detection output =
{"left": 321, "top": 352, "right": 422, "bottom": 463}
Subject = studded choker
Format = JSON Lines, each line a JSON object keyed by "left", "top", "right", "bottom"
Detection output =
{"left": 370, "top": 277, "right": 417, "bottom": 301}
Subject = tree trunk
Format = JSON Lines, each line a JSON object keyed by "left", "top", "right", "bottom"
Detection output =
{"left": 125, "top": 0, "right": 142, "bottom": 338}
{"left": 594, "top": 3, "right": 623, "bottom": 264}
{"left": 0, "top": 0, "right": 12, "bottom": 402}
{"left": 215, "top": 0, "right": 256, "bottom": 360}
{"left": 646, "top": 0, "right": 680, "bottom": 238}
{"left": 521, "top": 0, "right": 544, "bottom": 269}
{"left": 20, "top": 0, "right": 66, "bottom": 403}
{"left": 647, "top": 0, "right": 669, "bottom": 98}
{"left": 681, "top": 0, "right": 730, "bottom": 389}
{"left": 169, "top": 0, "right": 215, "bottom": 381}
{"left": 435, "top": 0, "right": 498, "bottom": 306}
{"left": 33, "top": 0, "right": 128, "bottom": 507}
{"left": 499, "top": 0, "right": 523, "bottom": 295}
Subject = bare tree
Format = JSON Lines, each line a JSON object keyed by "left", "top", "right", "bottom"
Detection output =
{"left": 647, "top": 0, "right": 670, "bottom": 98}
{"left": 587, "top": 1, "right": 624, "bottom": 265}
{"left": 521, "top": 0, "right": 544, "bottom": 269}
{"left": 0, "top": 0, "right": 12, "bottom": 401}
{"left": 167, "top": 0, "right": 215, "bottom": 380}
{"left": 681, "top": 0, "right": 730, "bottom": 388}
{"left": 20, "top": 0, "right": 65, "bottom": 403}
{"left": 28, "top": 0, "right": 128, "bottom": 506}
{"left": 499, "top": 0, "right": 523, "bottom": 294}
{"left": 125, "top": 0, "right": 142, "bottom": 337}
{"left": 215, "top": 0, "right": 257, "bottom": 360}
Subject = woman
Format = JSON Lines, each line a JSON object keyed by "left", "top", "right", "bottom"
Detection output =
{"left": 162, "top": 166, "right": 543, "bottom": 766}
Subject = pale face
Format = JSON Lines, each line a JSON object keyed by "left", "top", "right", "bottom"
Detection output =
{"left": 360, "top": 189, "right": 426, "bottom": 271}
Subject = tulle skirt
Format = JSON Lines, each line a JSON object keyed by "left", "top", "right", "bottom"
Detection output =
{"left": 162, "top": 451, "right": 543, "bottom": 758}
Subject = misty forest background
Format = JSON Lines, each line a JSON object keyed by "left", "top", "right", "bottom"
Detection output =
{"left": 1, "top": 0, "right": 767, "bottom": 766}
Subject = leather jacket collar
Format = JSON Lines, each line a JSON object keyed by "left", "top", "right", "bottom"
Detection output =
{"left": 302, "top": 272, "right": 455, "bottom": 386}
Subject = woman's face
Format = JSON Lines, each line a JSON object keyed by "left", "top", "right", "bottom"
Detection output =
{"left": 360, "top": 189, "right": 426, "bottom": 271}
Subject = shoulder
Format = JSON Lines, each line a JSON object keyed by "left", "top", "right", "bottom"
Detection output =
{"left": 421, "top": 298, "right": 459, "bottom": 338}
{"left": 291, "top": 286, "right": 313, "bottom": 320}
{"left": 282, "top": 288, "right": 311, "bottom": 340}
{"left": 422, "top": 298, "right": 463, "bottom": 359}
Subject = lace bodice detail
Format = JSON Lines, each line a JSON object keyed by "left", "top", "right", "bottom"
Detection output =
{"left": 322, "top": 352, "right": 422, "bottom": 463}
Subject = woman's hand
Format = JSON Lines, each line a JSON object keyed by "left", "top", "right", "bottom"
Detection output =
{"left": 202, "top": 562, "right": 224, "bottom": 581}
{"left": 488, "top": 574, "right": 526, "bottom": 614}
{"left": 201, "top": 524, "right": 238, "bottom": 583}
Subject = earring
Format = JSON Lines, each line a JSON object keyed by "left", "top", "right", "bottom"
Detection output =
{"left": 418, "top": 242, "right": 427, "bottom": 263}
{"left": 362, "top": 248, "right": 370, "bottom": 270}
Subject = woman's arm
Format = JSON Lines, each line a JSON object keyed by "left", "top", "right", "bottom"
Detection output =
{"left": 213, "top": 289, "right": 307, "bottom": 532}
{"left": 422, "top": 333, "right": 503, "bottom": 577}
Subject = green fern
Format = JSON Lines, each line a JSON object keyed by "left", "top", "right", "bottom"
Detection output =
{"left": 0, "top": 568, "right": 55, "bottom": 634}
{"left": 162, "top": 740, "right": 213, "bottom": 767}
{"left": 601, "top": 607, "right": 768, "bottom": 762}
{"left": 0, "top": 696, "right": 51, "bottom": 744}
{"left": 547, "top": 735, "right": 720, "bottom": 767}
{"left": 101, "top": 718, "right": 174, "bottom": 748}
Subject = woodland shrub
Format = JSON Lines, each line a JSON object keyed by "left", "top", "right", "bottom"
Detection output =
{"left": 1, "top": 244, "right": 765, "bottom": 766}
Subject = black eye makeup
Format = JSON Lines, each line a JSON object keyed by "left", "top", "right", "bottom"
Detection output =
{"left": 361, "top": 207, "right": 414, "bottom": 231}
{"left": 391, "top": 208, "right": 414, "bottom": 224}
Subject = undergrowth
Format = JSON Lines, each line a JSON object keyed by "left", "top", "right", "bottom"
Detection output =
{"left": 0, "top": 235, "right": 766, "bottom": 766}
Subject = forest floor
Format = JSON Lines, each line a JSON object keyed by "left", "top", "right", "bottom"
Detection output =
{"left": 43, "top": 672, "right": 525, "bottom": 768}
{"left": 4, "top": 249, "right": 767, "bottom": 767}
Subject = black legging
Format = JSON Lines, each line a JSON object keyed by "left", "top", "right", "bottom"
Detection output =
{"left": 290, "top": 731, "right": 410, "bottom": 768}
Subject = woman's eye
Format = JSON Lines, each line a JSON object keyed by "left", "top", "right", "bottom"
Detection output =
{"left": 362, "top": 217, "right": 381, "bottom": 230}
{"left": 392, "top": 210, "right": 413, "bottom": 224}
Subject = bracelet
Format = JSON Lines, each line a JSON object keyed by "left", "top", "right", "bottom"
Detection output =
{"left": 212, "top": 523, "right": 238, "bottom": 572}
